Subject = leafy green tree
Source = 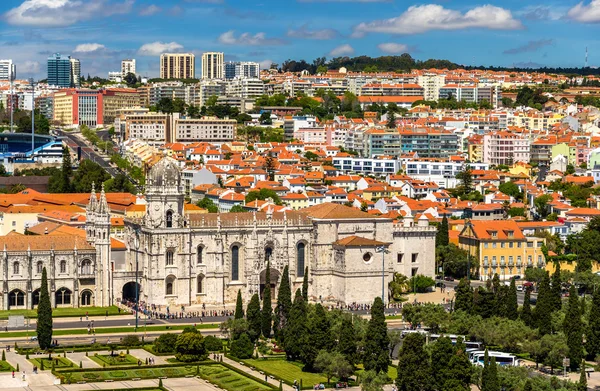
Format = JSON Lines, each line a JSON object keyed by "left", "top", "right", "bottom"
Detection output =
{"left": 534, "top": 194, "right": 553, "bottom": 218}
{"left": 431, "top": 337, "right": 454, "bottom": 390}
{"left": 314, "top": 350, "right": 353, "bottom": 385}
{"left": 387, "top": 111, "right": 396, "bottom": 129}
{"left": 154, "top": 333, "right": 178, "bottom": 353}
{"left": 156, "top": 97, "right": 174, "bottom": 114}
{"left": 196, "top": 197, "right": 219, "bottom": 213}
{"left": 454, "top": 278, "right": 473, "bottom": 314}
{"left": 303, "top": 303, "right": 333, "bottom": 369}
{"left": 245, "top": 188, "right": 282, "bottom": 205}
{"left": 360, "top": 370, "right": 387, "bottom": 391}
{"left": 302, "top": 266, "right": 309, "bottom": 302}
{"left": 521, "top": 287, "right": 533, "bottom": 327}
{"left": 72, "top": 160, "right": 111, "bottom": 193}
{"left": 246, "top": 293, "right": 262, "bottom": 342}
{"left": 436, "top": 216, "right": 449, "bottom": 247}
{"left": 284, "top": 289, "right": 308, "bottom": 361}
{"left": 175, "top": 329, "right": 207, "bottom": 362}
{"left": 337, "top": 314, "right": 358, "bottom": 365}
{"left": 409, "top": 275, "right": 435, "bottom": 293}
{"left": 124, "top": 72, "right": 137, "bottom": 87}
{"left": 455, "top": 165, "right": 473, "bottom": 195}
{"left": 482, "top": 355, "right": 500, "bottom": 391}
{"left": 506, "top": 278, "right": 518, "bottom": 320}
{"left": 473, "top": 287, "right": 495, "bottom": 319}
{"left": 203, "top": 335, "right": 223, "bottom": 352}
{"left": 229, "top": 205, "right": 245, "bottom": 213}
{"left": 579, "top": 360, "right": 587, "bottom": 391}
{"left": 261, "top": 262, "right": 272, "bottom": 337}
{"left": 235, "top": 290, "right": 244, "bottom": 320}
{"left": 36, "top": 267, "right": 52, "bottom": 350}
{"left": 363, "top": 297, "right": 390, "bottom": 374}
{"left": 498, "top": 181, "right": 521, "bottom": 199}
{"left": 564, "top": 285, "right": 583, "bottom": 370}
{"left": 230, "top": 332, "right": 254, "bottom": 359}
{"left": 396, "top": 333, "right": 432, "bottom": 391}
{"left": 445, "top": 338, "right": 473, "bottom": 391}
{"left": 274, "top": 265, "right": 292, "bottom": 342}
{"left": 587, "top": 289, "right": 600, "bottom": 360}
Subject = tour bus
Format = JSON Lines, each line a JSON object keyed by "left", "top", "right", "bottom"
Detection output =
{"left": 468, "top": 350, "right": 519, "bottom": 367}
{"left": 401, "top": 331, "right": 483, "bottom": 350}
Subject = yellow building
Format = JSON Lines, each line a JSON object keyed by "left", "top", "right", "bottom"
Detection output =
{"left": 468, "top": 143, "right": 483, "bottom": 163}
{"left": 508, "top": 162, "right": 532, "bottom": 178}
{"left": 458, "top": 220, "right": 546, "bottom": 281}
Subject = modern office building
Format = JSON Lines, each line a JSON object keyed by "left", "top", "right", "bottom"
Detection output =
{"left": 224, "top": 61, "right": 260, "bottom": 79}
{"left": 201, "top": 52, "right": 224, "bottom": 80}
{"left": 48, "top": 53, "right": 73, "bottom": 88}
{"left": 121, "top": 59, "right": 136, "bottom": 76}
{"left": 160, "top": 53, "right": 195, "bottom": 79}
{"left": 70, "top": 58, "right": 81, "bottom": 87}
{"left": 0, "top": 60, "right": 16, "bottom": 81}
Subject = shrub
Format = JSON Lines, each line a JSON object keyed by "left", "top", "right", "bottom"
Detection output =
{"left": 121, "top": 335, "right": 141, "bottom": 347}
{"left": 229, "top": 333, "right": 254, "bottom": 359}
{"left": 204, "top": 336, "right": 224, "bottom": 352}
{"left": 175, "top": 331, "right": 207, "bottom": 362}
{"left": 154, "top": 333, "right": 178, "bottom": 354}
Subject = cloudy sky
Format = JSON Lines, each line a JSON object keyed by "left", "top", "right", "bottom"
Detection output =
{"left": 0, "top": 0, "right": 599, "bottom": 79}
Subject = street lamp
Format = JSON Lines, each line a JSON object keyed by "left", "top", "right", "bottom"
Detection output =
{"left": 134, "top": 229, "right": 140, "bottom": 331}
{"left": 375, "top": 246, "right": 389, "bottom": 306}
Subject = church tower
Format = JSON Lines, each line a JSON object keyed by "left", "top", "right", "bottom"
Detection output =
{"left": 144, "top": 157, "right": 185, "bottom": 229}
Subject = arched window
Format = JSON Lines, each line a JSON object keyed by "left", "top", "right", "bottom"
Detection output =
{"left": 166, "top": 210, "right": 173, "bottom": 228}
{"left": 36, "top": 261, "right": 43, "bottom": 274}
{"left": 166, "top": 276, "right": 175, "bottom": 295}
{"left": 197, "top": 275, "right": 204, "bottom": 294}
{"left": 231, "top": 245, "right": 239, "bottom": 281}
{"left": 197, "top": 245, "right": 204, "bottom": 265}
{"left": 81, "top": 290, "right": 93, "bottom": 306}
{"left": 9, "top": 290, "right": 24, "bottom": 308}
{"left": 81, "top": 259, "right": 92, "bottom": 275}
{"left": 166, "top": 250, "right": 174, "bottom": 266}
{"left": 55, "top": 288, "right": 72, "bottom": 305}
{"left": 13, "top": 262, "right": 19, "bottom": 275}
{"left": 60, "top": 260, "right": 67, "bottom": 274}
{"left": 265, "top": 247, "right": 273, "bottom": 262}
{"left": 32, "top": 289, "right": 40, "bottom": 306}
{"left": 297, "top": 242, "right": 305, "bottom": 277}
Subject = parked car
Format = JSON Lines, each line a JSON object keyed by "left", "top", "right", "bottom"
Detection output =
{"left": 313, "top": 384, "right": 325, "bottom": 390}
{"left": 444, "top": 276, "right": 455, "bottom": 281}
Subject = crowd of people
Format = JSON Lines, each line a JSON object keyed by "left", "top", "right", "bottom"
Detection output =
{"left": 119, "top": 299, "right": 236, "bottom": 321}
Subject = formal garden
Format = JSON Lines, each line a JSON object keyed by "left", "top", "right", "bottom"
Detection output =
{"left": 29, "top": 355, "right": 76, "bottom": 369}
{"left": 90, "top": 352, "right": 140, "bottom": 367}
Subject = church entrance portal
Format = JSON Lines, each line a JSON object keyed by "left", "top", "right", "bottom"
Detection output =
{"left": 122, "top": 282, "right": 141, "bottom": 302}
{"left": 259, "top": 268, "right": 280, "bottom": 299}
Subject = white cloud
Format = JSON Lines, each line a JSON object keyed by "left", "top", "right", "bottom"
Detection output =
{"left": 140, "top": 4, "right": 161, "bottom": 16}
{"left": 568, "top": 0, "right": 600, "bottom": 22}
{"left": 377, "top": 43, "right": 409, "bottom": 54}
{"left": 74, "top": 43, "right": 106, "bottom": 53}
{"left": 138, "top": 42, "right": 184, "bottom": 56}
{"left": 4, "top": 0, "right": 134, "bottom": 27}
{"left": 19, "top": 61, "right": 41, "bottom": 74}
{"left": 218, "top": 31, "right": 285, "bottom": 46}
{"left": 259, "top": 59, "right": 275, "bottom": 70}
{"left": 328, "top": 44, "right": 354, "bottom": 57}
{"left": 353, "top": 4, "right": 523, "bottom": 37}
{"left": 287, "top": 25, "right": 339, "bottom": 40}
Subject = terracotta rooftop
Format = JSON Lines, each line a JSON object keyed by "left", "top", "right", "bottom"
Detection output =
{"left": 333, "top": 235, "right": 390, "bottom": 247}
{"left": 0, "top": 234, "right": 94, "bottom": 251}
{"left": 301, "top": 202, "right": 386, "bottom": 220}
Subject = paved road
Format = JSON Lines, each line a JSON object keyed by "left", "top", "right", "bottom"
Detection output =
{"left": 55, "top": 129, "right": 120, "bottom": 178}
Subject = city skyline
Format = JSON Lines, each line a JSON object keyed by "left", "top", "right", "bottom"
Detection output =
{"left": 0, "top": 0, "right": 599, "bottom": 79}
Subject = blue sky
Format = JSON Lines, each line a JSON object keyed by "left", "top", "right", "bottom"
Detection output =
{"left": 0, "top": 0, "right": 599, "bottom": 79}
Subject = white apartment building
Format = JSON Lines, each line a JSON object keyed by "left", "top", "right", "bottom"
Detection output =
{"left": 226, "top": 78, "right": 265, "bottom": 99}
{"left": 125, "top": 113, "right": 170, "bottom": 147}
{"left": 108, "top": 72, "right": 122, "bottom": 82}
{"left": 332, "top": 156, "right": 401, "bottom": 176}
{"left": 224, "top": 61, "right": 260, "bottom": 79}
{"left": 174, "top": 117, "right": 236, "bottom": 144}
{"left": 121, "top": 59, "right": 136, "bottom": 76}
{"left": 202, "top": 52, "right": 224, "bottom": 80}
{"left": 483, "top": 131, "right": 531, "bottom": 166}
{"left": 70, "top": 58, "right": 81, "bottom": 87}
{"left": 199, "top": 79, "right": 227, "bottom": 106}
{"left": 417, "top": 73, "right": 446, "bottom": 101}
{"left": 0, "top": 60, "right": 16, "bottom": 81}
{"left": 403, "top": 160, "right": 490, "bottom": 188}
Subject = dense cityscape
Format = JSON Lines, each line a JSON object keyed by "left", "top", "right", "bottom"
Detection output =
{"left": 2, "top": 0, "right": 600, "bottom": 390}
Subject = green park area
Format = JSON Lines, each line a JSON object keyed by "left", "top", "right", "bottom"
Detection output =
{"left": 242, "top": 358, "right": 327, "bottom": 386}
{"left": 0, "top": 306, "right": 122, "bottom": 320}
{"left": 29, "top": 356, "right": 75, "bottom": 369}
{"left": 0, "top": 360, "right": 15, "bottom": 371}
{"left": 89, "top": 353, "right": 140, "bottom": 366}
{"left": 198, "top": 364, "right": 273, "bottom": 391}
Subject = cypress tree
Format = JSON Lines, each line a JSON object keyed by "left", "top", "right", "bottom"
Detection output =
{"left": 481, "top": 350, "right": 491, "bottom": 390}
{"left": 491, "top": 273, "right": 501, "bottom": 294}
{"left": 303, "top": 303, "right": 333, "bottom": 369}
{"left": 396, "top": 333, "right": 432, "bottom": 391}
{"left": 274, "top": 265, "right": 292, "bottom": 342}
{"left": 523, "top": 380, "right": 533, "bottom": 391}
{"left": 521, "top": 287, "right": 533, "bottom": 327}
{"left": 551, "top": 262, "right": 562, "bottom": 311}
{"left": 363, "top": 297, "right": 390, "bottom": 374}
{"left": 578, "top": 360, "right": 587, "bottom": 391}
{"left": 1, "top": 350, "right": 4, "bottom": 361}
{"left": 36, "top": 267, "right": 53, "bottom": 350}
{"left": 284, "top": 289, "right": 308, "bottom": 361}
{"left": 445, "top": 338, "right": 473, "bottom": 391}
{"left": 564, "top": 285, "right": 583, "bottom": 371}
{"left": 234, "top": 290, "right": 244, "bottom": 320}
{"left": 261, "top": 262, "right": 272, "bottom": 338}
{"left": 487, "top": 358, "right": 500, "bottom": 391}
{"left": 506, "top": 278, "right": 518, "bottom": 320}
{"left": 337, "top": 314, "right": 357, "bottom": 365}
{"left": 454, "top": 278, "right": 473, "bottom": 313}
{"left": 535, "top": 272, "right": 552, "bottom": 335}
{"left": 431, "top": 337, "right": 454, "bottom": 391}
{"left": 587, "top": 289, "right": 600, "bottom": 360}
{"left": 302, "top": 266, "right": 309, "bottom": 302}
{"left": 436, "top": 216, "right": 449, "bottom": 247}
{"left": 246, "top": 293, "right": 261, "bottom": 342}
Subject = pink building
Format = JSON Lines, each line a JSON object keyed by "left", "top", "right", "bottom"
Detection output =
{"left": 483, "top": 131, "right": 530, "bottom": 166}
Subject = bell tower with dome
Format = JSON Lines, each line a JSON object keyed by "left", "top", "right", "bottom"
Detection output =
{"left": 144, "top": 157, "right": 185, "bottom": 229}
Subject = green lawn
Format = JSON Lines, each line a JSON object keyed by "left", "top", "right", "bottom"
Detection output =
{"left": 198, "top": 364, "right": 272, "bottom": 391}
{"left": 30, "top": 356, "right": 75, "bottom": 369}
{"left": 355, "top": 364, "right": 397, "bottom": 381}
{"left": 242, "top": 358, "right": 327, "bottom": 386}
{"left": 90, "top": 353, "right": 140, "bottom": 367}
{"left": 0, "top": 360, "right": 15, "bottom": 371}
{"left": 0, "top": 306, "right": 123, "bottom": 320}
{"left": 0, "top": 323, "right": 219, "bottom": 339}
